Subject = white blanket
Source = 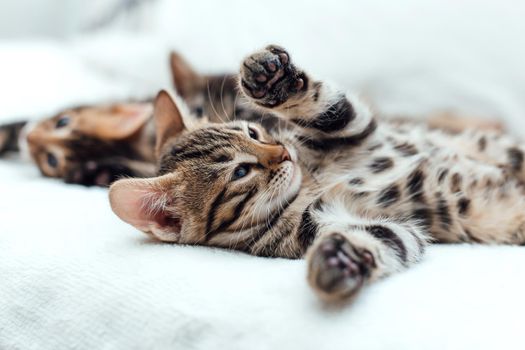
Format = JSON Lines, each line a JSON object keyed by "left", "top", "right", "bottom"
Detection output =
{"left": 2, "top": 1, "right": 525, "bottom": 348}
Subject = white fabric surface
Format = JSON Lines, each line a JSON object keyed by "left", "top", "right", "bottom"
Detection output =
{"left": 2, "top": 1, "right": 525, "bottom": 349}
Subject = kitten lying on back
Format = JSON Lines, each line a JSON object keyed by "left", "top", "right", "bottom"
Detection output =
{"left": 0, "top": 51, "right": 502, "bottom": 186}
{"left": 110, "top": 45, "right": 525, "bottom": 302}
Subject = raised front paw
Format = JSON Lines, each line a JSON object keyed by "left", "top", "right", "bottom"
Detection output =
{"left": 240, "top": 45, "right": 306, "bottom": 107}
{"left": 307, "top": 233, "right": 376, "bottom": 301}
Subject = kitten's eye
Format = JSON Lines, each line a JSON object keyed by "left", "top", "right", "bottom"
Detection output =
{"left": 47, "top": 152, "right": 58, "bottom": 168}
{"left": 193, "top": 107, "right": 204, "bottom": 117}
{"left": 55, "top": 116, "right": 70, "bottom": 128}
{"left": 248, "top": 127, "right": 258, "bottom": 140}
{"left": 232, "top": 164, "right": 250, "bottom": 180}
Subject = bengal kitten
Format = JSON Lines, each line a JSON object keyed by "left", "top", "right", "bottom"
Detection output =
{"left": 109, "top": 45, "right": 525, "bottom": 301}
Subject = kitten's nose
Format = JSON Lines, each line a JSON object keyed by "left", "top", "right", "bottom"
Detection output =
{"left": 27, "top": 130, "right": 48, "bottom": 144}
{"left": 259, "top": 145, "right": 291, "bottom": 167}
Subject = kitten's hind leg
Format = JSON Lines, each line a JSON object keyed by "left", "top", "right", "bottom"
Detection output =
{"left": 424, "top": 112, "right": 504, "bottom": 134}
{"left": 306, "top": 212, "right": 428, "bottom": 301}
{"left": 441, "top": 129, "right": 525, "bottom": 183}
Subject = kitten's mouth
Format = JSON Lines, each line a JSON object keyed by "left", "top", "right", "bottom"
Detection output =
{"left": 285, "top": 144, "right": 298, "bottom": 163}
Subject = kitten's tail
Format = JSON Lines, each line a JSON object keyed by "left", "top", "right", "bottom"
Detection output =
{"left": 0, "top": 120, "right": 28, "bottom": 156}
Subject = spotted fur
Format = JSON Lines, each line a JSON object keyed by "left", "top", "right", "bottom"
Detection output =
{"left": 109, "top": 45, "right": 525, "bottom": 302}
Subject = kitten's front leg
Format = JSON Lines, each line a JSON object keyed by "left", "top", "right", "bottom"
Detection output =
{"left": 307, "top": 216, "right": 428, "bottom": 301}
{"left": 65, "top": 159, "right": 155, "bottom": 186}
{"left": 240, "top": 46, "right": 377, "bottom": 152}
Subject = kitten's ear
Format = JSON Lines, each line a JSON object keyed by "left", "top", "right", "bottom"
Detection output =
{"left": 90, "top": 103, "right": 153, "bottom": 140}
{"left": 169, "top": 51, "right": 202, "bottom": 97}
{"left": 154, "top": 90, "right": 186, "bottom": 156}
{"left": 109, "top": 175, "right": 182, "bottom": 242}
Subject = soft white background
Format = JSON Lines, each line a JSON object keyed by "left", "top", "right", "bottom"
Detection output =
{"left": 1, "top": 1, "right": 525, "bottom": 349}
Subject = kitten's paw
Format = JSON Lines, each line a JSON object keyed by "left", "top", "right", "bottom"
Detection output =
{"left": 240, "top": 45, "right": 306, "bottom": 107}
{"left": 65, "top": 161, "right": 135, "bottom": 187}
{"left": 307, "top": 233, "right": 375, "bottom": 301}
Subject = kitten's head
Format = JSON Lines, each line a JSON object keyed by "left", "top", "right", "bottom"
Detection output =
{"left": 170, "top": 51, "right": 258, "bottom": 124}
{"left": 109, "top": 91, "right": 302, "bottom": 248}
{"left": 22, "top": 102, "right": 153, "bottom": 185}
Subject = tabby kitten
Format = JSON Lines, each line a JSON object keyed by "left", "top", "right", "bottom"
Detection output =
{"left": 109, "top": 45, "right": 525, "bottom": 301}
{"left": 22, "top": 102, "right": 158, "bottom": 186}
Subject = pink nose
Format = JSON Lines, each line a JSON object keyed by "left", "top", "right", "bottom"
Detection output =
{"left": 267, "top": 146, "right": 291, "bottom": 166}
{"left": 259, "top": 145, "right": 292, "bottom": 167}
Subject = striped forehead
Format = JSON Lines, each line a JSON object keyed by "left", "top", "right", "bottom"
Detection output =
{"left": 185, "top": 126, "right": 247, "bottom": 151}
{"left": 157, "top": 125, "right": 251, "bottom": 174}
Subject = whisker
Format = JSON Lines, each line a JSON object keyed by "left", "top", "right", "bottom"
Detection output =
{"left": 219, "top": 75, "right": 231, "bottom": 123}
{"left": 207, "top": 80, "right": 227, "bottom": 124}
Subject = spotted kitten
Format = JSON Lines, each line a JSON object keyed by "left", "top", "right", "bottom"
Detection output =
{"left": 109, "top": 45, "right": 525, "bottom": 301}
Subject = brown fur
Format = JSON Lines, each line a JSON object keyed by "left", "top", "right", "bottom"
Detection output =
{"left": 22, "top": 103, "right": 156, "bottom": 186}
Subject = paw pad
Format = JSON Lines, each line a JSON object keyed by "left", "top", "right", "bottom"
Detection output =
{"left": 309, "top": 233, "right": 375, "bottom": 299}
{"left": 240, "top": 45, "right": 304, "bottom": 106}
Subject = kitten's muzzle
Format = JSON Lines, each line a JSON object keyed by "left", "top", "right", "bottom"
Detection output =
{"left": 256, "top": 144, "right": 291, "bottom": 168}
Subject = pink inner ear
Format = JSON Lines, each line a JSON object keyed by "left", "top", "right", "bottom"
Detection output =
{"left": 109, "top": 178, "right": 182, "bottom": 241}
{"left": 149, "top": 209, "right": 181, "bottom": 232}
{"left": 154, "top": 90, "right": 186, "bottom": 156}
{"left": 118, "top": 103, "right": 152, "bottom": 116}
{"left": 114, "top": 104, "right": 153, "bottom": 136}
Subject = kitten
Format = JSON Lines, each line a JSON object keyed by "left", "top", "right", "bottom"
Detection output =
{"left": 110, "top": 45, "right": 525, "bottom": 302}
{"left": 19, "top": 102, "right": 157, "bottom": 186}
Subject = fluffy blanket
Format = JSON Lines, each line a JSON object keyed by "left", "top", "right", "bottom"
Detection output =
{"left": 2, "top": 1, "right": 525, "bottom": 348}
